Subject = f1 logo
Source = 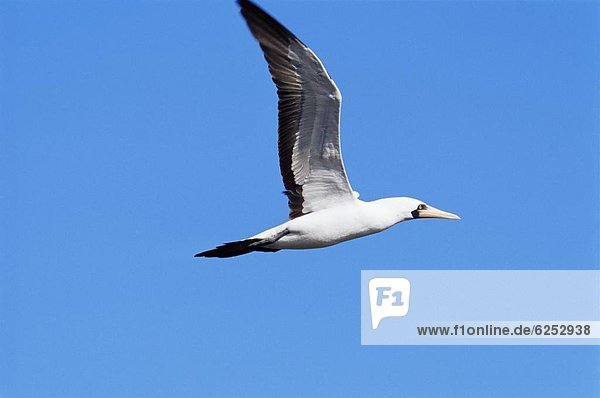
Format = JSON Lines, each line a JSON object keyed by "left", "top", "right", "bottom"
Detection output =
{"left": 369, "top": 278, "right": 411, "bottom": 329}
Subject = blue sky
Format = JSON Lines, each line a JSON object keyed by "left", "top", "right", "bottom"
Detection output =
{"left": 1, "top": 0, "right": 598, "bottom": 397}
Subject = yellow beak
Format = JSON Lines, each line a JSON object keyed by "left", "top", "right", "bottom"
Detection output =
{"left": 417, "top": 206, "right": 461, "bottom": 220}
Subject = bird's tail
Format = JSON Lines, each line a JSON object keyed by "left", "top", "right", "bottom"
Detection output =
{"left": 195, "top": 238, "right": 279, "bottom": 258}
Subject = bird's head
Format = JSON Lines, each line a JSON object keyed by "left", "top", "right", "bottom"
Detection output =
{"left": 382, "top": 197, "right": 460, "bottom": 222}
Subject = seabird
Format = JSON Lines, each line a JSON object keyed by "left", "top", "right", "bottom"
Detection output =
{"left": 196, "top": 0, "right": 460, "bottom": 258}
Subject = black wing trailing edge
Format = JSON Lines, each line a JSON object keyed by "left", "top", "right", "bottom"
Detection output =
{"left": 238, "top": 0, "right": 307, "bottom": 218}
{"left": 237, "top": 0, "right": 355, "bottom": 219}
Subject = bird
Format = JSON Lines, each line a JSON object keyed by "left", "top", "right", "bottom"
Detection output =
{"left": 196, "top": 0, "right": 460, "bottom": 258}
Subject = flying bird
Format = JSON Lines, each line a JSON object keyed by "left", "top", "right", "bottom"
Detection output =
{"left": 196, "top": 0, "right": 459, "bottom": 258}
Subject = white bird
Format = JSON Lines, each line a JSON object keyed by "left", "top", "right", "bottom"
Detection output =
{"left": 196, "top": 0, "right": 459, "bottom": 258}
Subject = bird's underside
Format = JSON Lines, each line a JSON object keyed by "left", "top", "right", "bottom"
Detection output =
{"left": 196, "top": 202, "right": 386, "bottom": 258}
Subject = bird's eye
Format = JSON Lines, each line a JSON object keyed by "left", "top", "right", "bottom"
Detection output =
{"left": 417, "top": 204, "right": 426, "bottom": 210}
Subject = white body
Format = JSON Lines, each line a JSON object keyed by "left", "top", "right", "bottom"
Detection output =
{"left": 253, "top": 199, "right": 412, "bottom": 250}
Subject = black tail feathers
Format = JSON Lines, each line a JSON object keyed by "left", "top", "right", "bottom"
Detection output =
{"left": 195, "top": 238, "right": 279, "bottom": 258}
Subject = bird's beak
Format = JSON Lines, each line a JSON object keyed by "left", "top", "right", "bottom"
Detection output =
{"left": 417, "top": 206, "right": 461, "bottom": 220}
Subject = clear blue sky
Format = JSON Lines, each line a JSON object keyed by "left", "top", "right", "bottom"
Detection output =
{"left": 1, "top": 1, "right": 599, "bottom": 397}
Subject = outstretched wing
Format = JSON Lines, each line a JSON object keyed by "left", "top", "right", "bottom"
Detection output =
{"left": 238, "top": 0, "right": 356, "bottom": 219}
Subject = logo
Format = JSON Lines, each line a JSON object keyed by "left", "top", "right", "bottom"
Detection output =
{"left": 368, "top": 277, "right": 411, "bottom": 329}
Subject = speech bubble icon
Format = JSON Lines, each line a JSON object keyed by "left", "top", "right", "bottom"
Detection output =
{"left": 369, "top": 277, "right": 411, "bottom": 329}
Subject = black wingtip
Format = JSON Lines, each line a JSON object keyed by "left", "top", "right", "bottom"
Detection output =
{"left": 194, "top": 239, "right": 269, "bottom": 259}
{"left": 237, "top": 0, "right": 255, "bottom": 11}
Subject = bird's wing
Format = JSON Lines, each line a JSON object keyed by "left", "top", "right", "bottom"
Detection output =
{"left": 238, "top": 0, "right": 355, "bottom": 219}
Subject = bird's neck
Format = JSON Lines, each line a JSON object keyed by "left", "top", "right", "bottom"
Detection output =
{"left": 363, "top": 198, "right": 414, "bottom": 228}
